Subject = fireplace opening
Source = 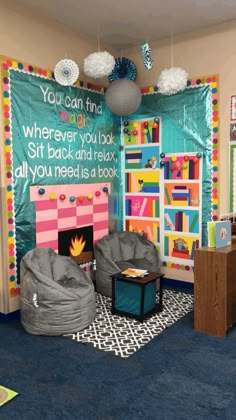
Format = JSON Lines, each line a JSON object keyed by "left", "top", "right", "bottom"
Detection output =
{"left": 58, "top": 225, "right": 93, "bottom": 264}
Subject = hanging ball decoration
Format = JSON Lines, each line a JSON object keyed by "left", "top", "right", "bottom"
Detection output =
{"left": 105, "top": 79, "right": 142, "bottom": 116}
{"left": 154, "top": 117, "right": 159, "bottom": 123}
{"left": 87, "top": 194, "right": 93, "bottom": 200}
{"left": 193, "top": 156, "right": 198, "bottom": 163}
{"left": 157, "top": 67, "right": 188, "bottom": 96}
{"left": 160, "top": 152, "right": 165, "bottom": 158}
{"left": 83, "top": 51, "right": 115, "bottom": 79}
{"left": 95, "top": 191, "right": 101, "bottom": 197}
{"left": 143, "top": 128, "right": 149, "bottom": 134}
{"left": 197, "top": 152, "right": 202, "bottom": 158}
{"left": 133, "top": 122, "right": 139, "bottom": 128}
{"left": 78, "top": 196, "right": 84, "bottom": 203}
{"left": 171, "top": 156, "right": 177, "bottom": 161}
{"left": 38, "top": 188, "right": 45, "bottom": 195}
{"left": 133, "top": 130, "right": 138, "bottom": 136}
{"left": 143, "top": 121, "right": 149, "bottom": 128}
{"left": 108, "top": 57, "right": 137, "bottom": 82}
{"left": 123, "top": 120, "right": 129, "bottom": 126}
{"left": 153, "top": 123, "right": 158, "bottom": 128}
{"left": 123, "top": 128, "right": 129, "bottom": 134}
{"left": 103, "top": 186, "right": 108, "bottom": 193}
{"left": 49, "top": 192, "right": 56, "bottom": 199}
{"left": 183, "top": 155, "right": 189, "bottom": 161}
{"left": 160, "top": 160, "right": 165, "bottom": 168}
{"left": 59, "top": 194, "right": 66, "bottom": 200}
{"left": 54, "top": 59, "right": 79, "bottom": 86}
{"left": 69, "top": 196, "right": 75, "bottom": 202}
{"left": 182, "top": 162, "right": 188, "bottom": 169}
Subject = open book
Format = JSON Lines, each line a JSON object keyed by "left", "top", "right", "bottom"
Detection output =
{"left": 121, "top": 268, "right": 148, "bottom": 278}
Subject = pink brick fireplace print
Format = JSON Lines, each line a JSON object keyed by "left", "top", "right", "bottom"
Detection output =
{"left": 30, "top": 183, "right": 110, "bottom": 260}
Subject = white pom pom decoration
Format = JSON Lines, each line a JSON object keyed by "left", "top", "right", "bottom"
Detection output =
{"left": 54, "top": 59, "right": 79, "bottom": 86}
{"left": 157, "top": 67, "right": 188, "bottom": 96}
{"left": 84, "top": 51, "right": 115, "bottom": 79}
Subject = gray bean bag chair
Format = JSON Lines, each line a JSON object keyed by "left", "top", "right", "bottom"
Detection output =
{"left": 20, "top": 247, "right": 96, "bottom": 336}
{"left": 94, "top": 231, "right": 161, "bottom": 297}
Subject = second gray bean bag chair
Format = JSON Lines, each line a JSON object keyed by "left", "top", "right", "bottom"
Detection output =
{"left": 94, "top": 231, "right": 161, "bottom": 297}
{"left": 20, "top": 247, "right": 96, "bottom": 336}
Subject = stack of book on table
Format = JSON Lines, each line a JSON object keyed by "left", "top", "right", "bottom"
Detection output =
{"left": 121, "top": 268, "right": 148, "bottom": 278}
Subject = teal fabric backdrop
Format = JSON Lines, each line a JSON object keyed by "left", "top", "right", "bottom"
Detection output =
{"left": 6, "top": 67, "right": 214, "bottom": 288}
{"left": 9, "top": 70, "right": 122, "bottom": 273}
{"left": 130, "top": 84, "right": 212, "bottom": 245}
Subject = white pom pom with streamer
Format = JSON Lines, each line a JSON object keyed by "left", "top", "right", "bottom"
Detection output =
{"left": 157, "top": 67, "right": 188, "bottom": 96}
{"left": 84, "top": 51, "right": 115, "bottom": 79}
{"left": 157, "top": 25, "right": 188, "bottom": 95}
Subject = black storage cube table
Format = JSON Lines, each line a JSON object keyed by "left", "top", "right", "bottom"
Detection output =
{"left": 111, "top": 271, "right": 164, "bottom": 322}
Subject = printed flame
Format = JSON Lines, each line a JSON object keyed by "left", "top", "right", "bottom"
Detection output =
{"left": 69, "top": 235, "right": 86, "bottom": 257}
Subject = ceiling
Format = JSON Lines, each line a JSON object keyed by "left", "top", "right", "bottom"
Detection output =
{"left": 16, "top": 0, "right": 236, "bottom": 50}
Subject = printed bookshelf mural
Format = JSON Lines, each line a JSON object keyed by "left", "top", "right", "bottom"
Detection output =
{"left": 123, "top": 118, "right": 160, "bottom": 146}
{"left": 125, "top": 145, "right": 159, "bottom": 169}
{"left": 125, "top": 195, "right": 159, "bottom": 218}
{"left": 161, "top": 153, "right": 202, "bottom": 268}
{"left": 123, "top": 117, "right": 202, "bottom": 271}
{"left": 125, "top": 219, "right": 160, "bottom": 244}
{"left": 125, "top": 171, "right": 160, "bottom": 193}
{"left": 164, "top": 183, "right": 200, "bottom": 208}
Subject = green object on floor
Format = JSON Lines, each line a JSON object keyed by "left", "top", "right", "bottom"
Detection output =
{"left": 0, "top": 385, "right": 19, "bottom": 407}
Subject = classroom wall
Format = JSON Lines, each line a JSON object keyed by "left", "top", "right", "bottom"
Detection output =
{"left": 1, "top": 1, "right": 235, "bottom": 310}
{"left": 0, "top": 0, "right": 115, "bottom": 85}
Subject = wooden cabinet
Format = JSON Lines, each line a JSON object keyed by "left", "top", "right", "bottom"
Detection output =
{"left": 194, "top": 242, "right": 236, "bottom": 337}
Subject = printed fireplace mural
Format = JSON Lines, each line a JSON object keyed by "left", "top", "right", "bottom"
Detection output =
{"left": 58, "top": 225, "right": 93, "bottom": 264}
{"left": 30, "top": 183, "right": 110, "bottom": 264}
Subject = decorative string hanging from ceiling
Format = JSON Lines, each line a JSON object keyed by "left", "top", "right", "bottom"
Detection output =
{"left": 157, "top": 27, "right": 188, "bottom": 95}
{"left": 83, "top": 25, "right": 115, "bottom": 79}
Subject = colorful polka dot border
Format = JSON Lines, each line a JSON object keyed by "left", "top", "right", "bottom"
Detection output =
{"left": 161, "top": 261, "right": 193, "bottom": 272}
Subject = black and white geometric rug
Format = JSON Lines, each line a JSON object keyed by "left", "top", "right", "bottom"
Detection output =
{"left": 64, "top": 289, "right": 193, "bottom": 359}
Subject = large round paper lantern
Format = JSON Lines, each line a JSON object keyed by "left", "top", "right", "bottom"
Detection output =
{"left": 105, "top": 79, "right": 142, "bottom": 116}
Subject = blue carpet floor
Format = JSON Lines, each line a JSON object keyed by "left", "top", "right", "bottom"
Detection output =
{"left": 0, "top": 302, "right": 236, "bottom": 419}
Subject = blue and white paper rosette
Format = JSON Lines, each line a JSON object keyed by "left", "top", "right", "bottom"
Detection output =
{"left": 108, "top": 57, "right": 137, "bottom": 82}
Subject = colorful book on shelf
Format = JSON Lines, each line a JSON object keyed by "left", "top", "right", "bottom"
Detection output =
{"left": 207, "top": 220, "right": 231, "bottom": 248}
{"left": 121, "top": 268, "right": 148, "bottom": 277}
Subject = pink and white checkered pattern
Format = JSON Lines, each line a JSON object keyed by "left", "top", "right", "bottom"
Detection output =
{"left": 30, "top": 183, "right": 110, "bottom": 252}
